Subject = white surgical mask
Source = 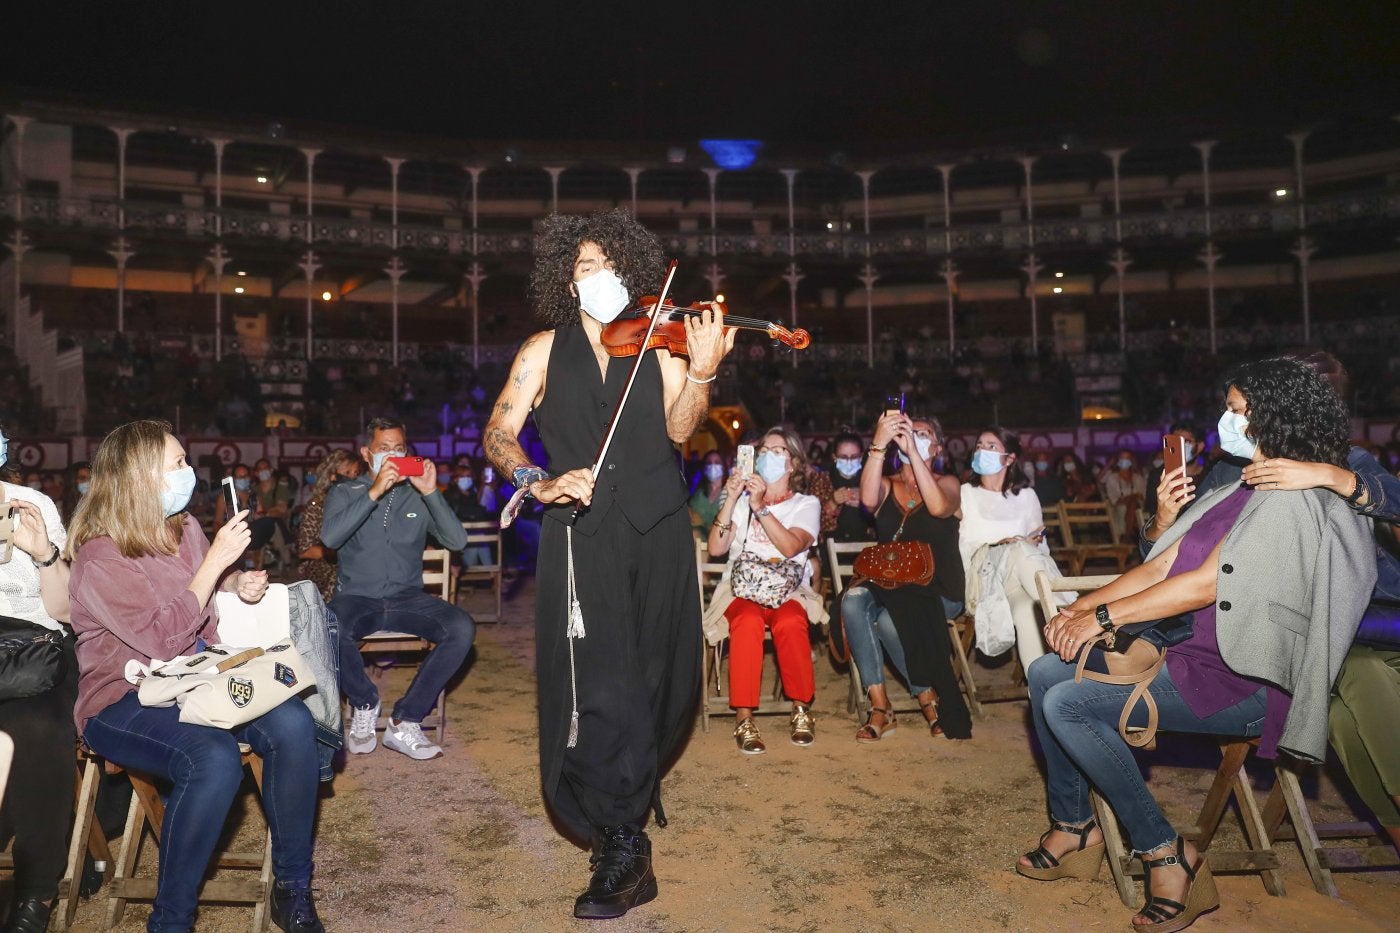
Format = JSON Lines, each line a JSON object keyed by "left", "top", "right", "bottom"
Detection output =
{"left": 76, "top": 481, "right": 90, "bottom": 496}
{"left": 1035, "top": 461, "right": 1049, "bottom": 472}
{"left": 162, "top": 466, "right": 197, "bottom": 517}
{"left": 1217, "top": 410, "right": 1257, "bottom": 459}
{"left": 257, "top": 469, "right": 273, "bottom": 483}
{"left": 371, "top": 450, "right": 407, "bottom": 475}
{"left": 1117, "top": 458, "right": 1133, "bottom": 470}
{"left": 575, "top": 268, "right": 631, "bottom": 324}
{"left": 1061, "top": 461, "right": 1075, "bottom": 474}
{"left": 703, "top": 463, "right": 725, "bottom": 482}
{"left": 971, "top": 449, "right": 1006, "bottom": 476}
{"left": 0, "top": 433, "right": 7, "bottom": 469}
{"left": 456, "top": 476, "right": 474, "bottom": 492}
{"left": 897, "top": 435, "right": 934, "bottom": 466}
{"left": 756, "top": 451, "right": 788, "bottom": 484}
{"left": 834, "top": 457, "right": 862, "bottom": 479}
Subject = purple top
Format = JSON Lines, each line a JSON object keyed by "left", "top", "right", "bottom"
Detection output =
{"left": 1163, "top": 485, "right": 1292, "bottom": 757}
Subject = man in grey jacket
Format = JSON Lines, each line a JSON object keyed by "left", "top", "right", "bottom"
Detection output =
{"left": 323, "top": 417, "right": 472, "bottom": 760}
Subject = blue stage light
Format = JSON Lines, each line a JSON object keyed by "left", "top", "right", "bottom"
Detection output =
{"left": 700, "top": 139, "right": 763, "bottom": 170}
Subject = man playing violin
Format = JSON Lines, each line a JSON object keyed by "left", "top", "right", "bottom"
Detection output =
{"left": 484, "top": 208, "right": 734, "bottom": 920}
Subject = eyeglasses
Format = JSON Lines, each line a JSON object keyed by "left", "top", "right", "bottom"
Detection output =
{"left": 758, "top": 445, "right": 788, "bottom": 456}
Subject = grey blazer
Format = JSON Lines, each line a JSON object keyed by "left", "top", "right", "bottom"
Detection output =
{"left": 1146, "top": 481, "right": 1376, "bottom": 762}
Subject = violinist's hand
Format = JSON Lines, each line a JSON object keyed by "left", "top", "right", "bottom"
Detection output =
{"left": 683, "top": 303, "right": 736, "bottom": 382}
{"left": 531, "top": 468, "right": 595, "bottom": 507}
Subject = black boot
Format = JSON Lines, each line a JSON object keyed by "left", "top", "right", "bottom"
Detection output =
{"left": 573, "top": 823, "right": 658, "bottom": 920}
{"left": 4, "top": 899, "right": 53, "bottom": 933}
{"left": 270, "top": 880, "right": 325, "bottom": 933}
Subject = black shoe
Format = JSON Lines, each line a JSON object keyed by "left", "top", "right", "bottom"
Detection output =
{"left": 4, "top": 899, "right": 53, "bottom": 933}
{"left": 573, "top": 823, "right": 658, "bottom": 920}
{"left": 270, "top": 880, "right": 325, "bottom": 933}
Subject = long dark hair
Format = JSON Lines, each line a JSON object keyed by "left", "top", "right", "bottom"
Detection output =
{"left": 1225, "top": 357, "right": 1349, "bottom": 467}
{"left": 529, "top": 209, "right": 665, "bottom": 328}
{"left": 969, "top": 425, "right": 1029, "bottom": 497}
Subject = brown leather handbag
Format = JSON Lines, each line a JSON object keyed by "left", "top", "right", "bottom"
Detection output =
{"left": 852, "top": 504, "right": 934, "bottom": 588}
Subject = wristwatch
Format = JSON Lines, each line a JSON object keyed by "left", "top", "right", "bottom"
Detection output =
{"left": 1094, "top": 603, "right": 1113, "bottom": 633}
{"left": 34, "top": 543, "right": 62, "bottom": 568}
{"left": 756, "top": 505, "right": 772, "bottom": 519}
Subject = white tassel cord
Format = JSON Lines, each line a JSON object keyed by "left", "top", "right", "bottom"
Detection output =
{"left": 565, "top": 526, "right": 586, "bottom": 747}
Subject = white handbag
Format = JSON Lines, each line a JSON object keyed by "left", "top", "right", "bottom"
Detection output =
{"left": 126, "top": 639, "right": 316, "bottom": 729}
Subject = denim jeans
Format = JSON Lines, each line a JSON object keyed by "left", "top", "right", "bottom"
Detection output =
{"left": 84, "top": 693, "right": 318, "bottom": 933}
{"left": 333, "top": 590, "right": 475, "bottom": 723}
{"left": 1027, "top": 653, "right": 1267, "bottom": 854}
{"left": 845, "top": 585, "right": 929, "bottom": 696}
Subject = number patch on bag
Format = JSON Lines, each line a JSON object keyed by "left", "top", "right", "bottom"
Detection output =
{"left": 273, "top": 662, "right": 297, "bottom": 689}
{"left": 228, "top": 677, "right": 255, "bottom": 708}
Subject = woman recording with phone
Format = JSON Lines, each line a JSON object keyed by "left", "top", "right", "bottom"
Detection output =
{"left": 68, "top": 421, "right": 323, "bottom": 933}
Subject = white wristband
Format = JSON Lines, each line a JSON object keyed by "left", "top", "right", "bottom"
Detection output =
{"left": 685, "top": 370, "right": 717, "bottom": 384}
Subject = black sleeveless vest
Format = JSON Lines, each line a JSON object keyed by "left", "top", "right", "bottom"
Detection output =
{"left": 534, "top": 324, "right": 688, "bottom": 536}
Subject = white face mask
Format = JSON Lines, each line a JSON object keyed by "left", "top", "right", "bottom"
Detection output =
{"left": 971, "top": 449, "right": 1006, "bottom": 476}
{"left": 257, "top": 469, "right": 273, "bottom": 483}
{"left": 1217, "top": 410, "right": 1258, "bottom": 459}
{"left": 834, "top": 457, "right": 862, "bottom": 479}
{"left": 756, "top": 451, "right": 788, "bottom": 484}
{"left": 162, "top": 466, "right": 197, "bottom": 517}
{"left": 703, "top": 463, "right": 725, "bottom": 482}
{"left": 575, "top": 268, "right": 631, "bottom": 324}
{"left": 898, "top": 435, "right": 935, "bottom": 466}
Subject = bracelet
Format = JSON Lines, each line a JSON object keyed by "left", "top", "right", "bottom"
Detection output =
{"left": 713, "top": 520, "right": 731, "bottom": 534}
{"left": 1343, "top": 471, "right": 1364, "bottom": 504}
{"left": 34, "top": 543, "right": 61, "bottom": 568}
{"left": 867, "top": 445, "right": 886, "bottom": 455}
{"left": 685, "top": 370, "right": 717, "bottom": 384}
{"left": 512, "top": 466, "right": 549, "bottom": 492}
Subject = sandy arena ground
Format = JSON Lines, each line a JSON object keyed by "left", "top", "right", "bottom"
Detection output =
{"left": 69, "top": 577, "right": 1399, "bottom": 932}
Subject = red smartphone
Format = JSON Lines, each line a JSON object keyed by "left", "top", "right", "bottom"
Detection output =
{"left": 1162, "top": 434, "right": 1193, "bottom": 479}
{"left": 388, "top": 456, "right": 426, "bottom": 477}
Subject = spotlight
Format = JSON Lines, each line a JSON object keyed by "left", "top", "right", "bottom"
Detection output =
{"left": 731, "top": 419, "right": 741, "bottom": 430}
{"left": 1052, "top": 286, "right": 1063, "bottom": 294}
{"left": 256, "top": 175, "right": 269, "bottom": 184}
{"left": 1054, "top": 271, "right": 1064, "bottom": 278}
{"left": 234, "top": 286, "right": 245, "bottom": 294}
{"left": 321, "top": 291, "right": 333, "bottom": 301}
{"left": 236, "top": 270, "right": 247, "bottom": 276}
{"left": 826, "top": 222, "right": 834, "bottom": 230}
{"left": 714, "top": 293, "right": 725, "bottom": 303}
{"left": 1274, "top": 188, "right": 1288, "bottom": 198}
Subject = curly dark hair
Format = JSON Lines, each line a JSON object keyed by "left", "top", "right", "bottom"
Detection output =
{"left": 1224, "top": 357, "right": 1350, "bottom": 467}
{"left": 529, "top": 209, "right": 665, "bottom": 327}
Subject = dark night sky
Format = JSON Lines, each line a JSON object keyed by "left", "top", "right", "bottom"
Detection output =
{"left": 7, "top": 1, "right": 1400, "bottom": 150}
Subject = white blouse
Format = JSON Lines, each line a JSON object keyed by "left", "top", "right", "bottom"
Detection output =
{"left": 957, "top": 483, "right": 1047, "bottom": 585}
{"left": 0, "top": 482, "right": 67, "bottom": 631}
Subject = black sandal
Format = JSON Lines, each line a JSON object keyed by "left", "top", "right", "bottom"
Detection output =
{"left": 1015, "top": 819, "right": 1105, "bottom": 881}
{"left": 1134, "top": 835, "right": 1219, "bottom": 932}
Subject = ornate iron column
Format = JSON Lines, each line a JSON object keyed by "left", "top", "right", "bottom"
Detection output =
{"left": 208, "top": 243, "right": 230, "bottom": 362}
{"left": 299, "top": 250, "right": 320, "bottom": 361}
{"left": 1193, "top": 140, "right": 1219, "bottom": 354}
{"left": 465, "top": 261, "right": 486, "bottom": 370}
{"left": 301, "top": 148, "right": 320, "bottom": 232}
{"left": 781, "top": 168, "right": 800, "bottom": 368}
{"left": 624, "top": 167, "right": 642, "bottom": 216}
{"left": 209, "top": 137, "right": 228, "bottom": 238}
{"left": 385, "top": 255, "right": 405, "bottom": 367}
{"left": 5, "top": 116, "right": 31, "bottom": 343}
{"left": 703, "top": 167, "right": 720, "bottom": 257}
{"left": 111, "top": 127, "right": 134, "bottom": 332}
{"left": 703, "top": 262, "right": 724, "bottom": 299}
{"left": 1020, "top": 156, "right": 1039, "bottom": 352}
{"left": 386, "top": 157, "right": 404, "bottom": 250}
{"left": 465, "top": 166, "right": 482, "bottom": 256}
{"left": 1106, "top": 148, "right": 1130, "bottom": 351}
{"left": 546, "top": 166, "right": 564, "bottom": 214}
{"left": 937, "top": 163, "right": 957, "bottom": 358}
{"left": 782, "top": 262, "right": 803, "bottom": 370}
{"left": 1287, "top": 131, "right": 1312, "bottom": 342}
{"left": 108, "top": 238, "right": 133, "bottom": 334}
{"left": 5, "top": 232, "right": 29, "bottom": 346}
{"left": 858, "top": 262, "right": 879, "bottom": 369}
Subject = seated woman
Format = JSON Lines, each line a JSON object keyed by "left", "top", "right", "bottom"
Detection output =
{"left": 1059, "top": 453, "right": 1101, "bottom": 503}
{"left": 687, "top": 449, "right": 726, "bottom": 536}
{"left": 706, "top": 427, "right": 822, "bottom": 755}
{"left": 843, "top": 412, "right": 970, "bottom": 741}
{"left": 68, "top": 421, "right": 324, "bottom": 933}
{"left": 1019, "top": 358, "right": 1374, "bottom": 933}
{"left": 823, "top": 432, "right": 876, "bottom": 543}
{"left": 296, "top": 449, "right": 361, "bottom": 602}
{"left": 0, "top": 424, "right": 76, "bottom": 933}
{"left": 1237, "top": 349, "right": 1400, "bottom": 856}
{"left": 1102, "top": 448, "right": 1146, "bottom": 541}
{"left": 958, "top": 427, "right": 1052, "bottom": 667}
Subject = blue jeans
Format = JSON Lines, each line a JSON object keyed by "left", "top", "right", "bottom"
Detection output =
{"left": 84, "top": 693, "right": 317, "bottom": 933}
{"left": 333, "top": 590, "right": 475, "bottom": 723}
{"left": 1027, "top": 653, "right": 1268, "bottom": 854}
{"left": 845, "top": 585, "right": 930, "bottom": 696}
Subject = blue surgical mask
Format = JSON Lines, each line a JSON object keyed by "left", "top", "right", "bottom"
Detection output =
{"left": 703, "top": 463, "right": 725, "bottom": 482}
{"left": 756, "top": 451, "right": 788, "bottom": 484}
{"left": 233, "top": 477, "right": 251, "bottom": 492}
{"left": 1117, "top": 458, "right": 1133, "bottom": 470}
{"left": 257, "top": 469, "right": 273, "bottom": 483}
{"left": 0, "top": 433, "right": 7, "bottom": 469}
{"left": 1217, "top": 410, "right": 1257, "bottom": 459}
{"left": 834, "top": 457, "right": 861, "bottom": 479}
{"left": 76, "top": 481, "right": 90, "bottom": 495}
{"left": 971, "top": 449, "right": 1006, "bottom": 476}
{"left": 371, "top": 450, "right": 407, "bottom": 475}
{"left": 575, "top": 268, "right": 631, "bottom": 324}
{"left": 1035, "top": 461, "right": 1049, "bottom": 472}
{"left": 162, "top": 466, "right": 197, "bottom": 517}
{"left": 898, "top": 435, "right": 935, "bottom": 466}
{"left": 456, "top": 477, "right": 474, "bottom": 492}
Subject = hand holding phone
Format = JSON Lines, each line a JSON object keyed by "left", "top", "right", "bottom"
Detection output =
{"left": 884, "top": 392, "right": 906, "bottom": 416}
{"left": 0, "top": 503, "right": 13, "bottom": 565}
{"left": 1162, "top": 434, "right": 1193, "bottom": 479}
{"left": 221, "top": 476, "right": 239, "bottom": 519}
{"left": 388, "top": 456, "right": 425, "bottom": 477}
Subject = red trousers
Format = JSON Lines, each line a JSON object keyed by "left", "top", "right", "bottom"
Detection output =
{"left": 725, "top": 597, "right": 814, "bottom": 708}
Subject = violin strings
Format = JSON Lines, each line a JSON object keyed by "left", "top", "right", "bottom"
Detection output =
{"left": 662, "top": 308, "right": 788, "bottom": 331}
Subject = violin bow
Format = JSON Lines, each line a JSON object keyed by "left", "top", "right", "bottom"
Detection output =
{"left": 569, "top": 259, "right": 679, "bottom": 524}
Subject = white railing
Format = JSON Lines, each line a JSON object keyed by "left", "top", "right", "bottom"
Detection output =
{"left": 10, "top": 290, "right": 87, "bottom": 434}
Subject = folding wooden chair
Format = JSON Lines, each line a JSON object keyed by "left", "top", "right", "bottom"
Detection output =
{"left": 350, "top": 547, "right": 453, "bottom": 743}
{"left": 696, "top": 539, "right": 788, "bottom": 732}
{"left": 1263, "top": 760, "right": 1399, "bottom": 896}
{"left": 827, "top": 538, "right": 984, "bottom": 720}
{"left": 1060, "top": 501, "right": 1135, "bottom": 574}
{"left": 1033, "top": 571, "right": 1287, "bottom": 908}
{"left": 457, "top": 520, "right": 504, "bottom": 623}
{"left": 1040, "top": 502, "right": 1077, "bottom": 574}
{"left": 106, "top": 746, "right": 272, "bottom": 933}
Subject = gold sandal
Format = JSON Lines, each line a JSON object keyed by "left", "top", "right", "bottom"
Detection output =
{"left": 854, "top": 706, "right": 895, "bottom": 743}
{"left": 1016, "top": 819, "right": 1106, "bottom": 881}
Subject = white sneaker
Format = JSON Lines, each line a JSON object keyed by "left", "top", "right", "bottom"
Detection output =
{"left": 383, "top": 718, "right": 443, "bottom": 760}
{"left": 347, "top": 702, "right": 380, "bottom": 754}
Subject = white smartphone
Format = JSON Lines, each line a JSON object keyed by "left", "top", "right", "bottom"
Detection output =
{"left": 736, "top": 444, "right": 755, "bottom": 478}
{"left": 221, "top": 475, "right": 239, "bottom": 518}
{"left": 0, "top": 502, "right": 13, "bottom": 564}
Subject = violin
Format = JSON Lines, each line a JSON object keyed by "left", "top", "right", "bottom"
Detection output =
{"left": 600, "top": 297, "right": 811, "bottom": 358}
